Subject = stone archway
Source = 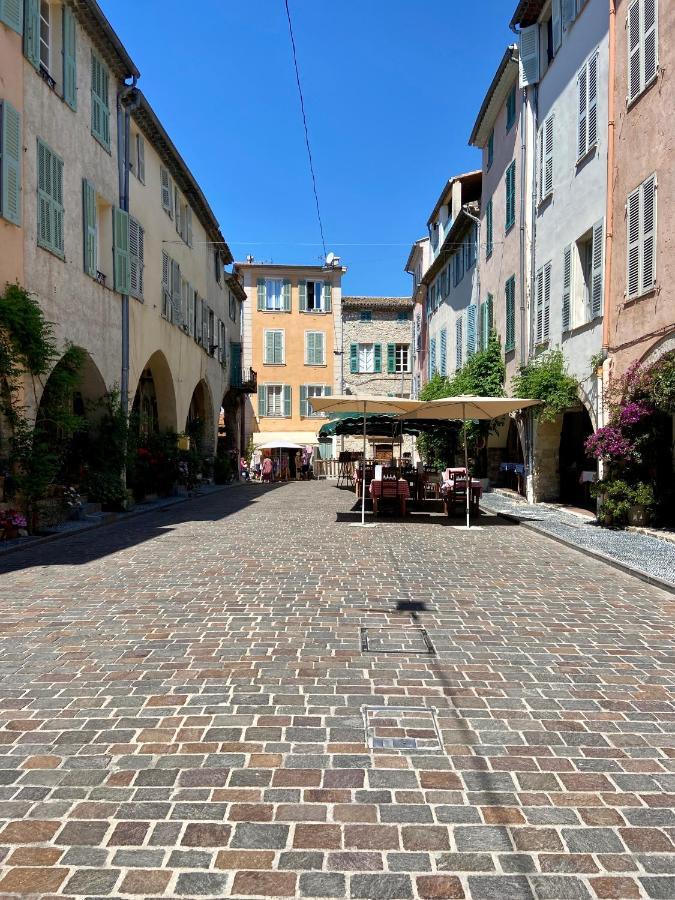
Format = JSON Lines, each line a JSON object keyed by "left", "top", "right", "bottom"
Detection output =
{"left": 131, "top": 351, "right": 177, "bottom": 436}
{"left": 185, "top": 379, "right": 215, "bottom": 458}
{"left": 532, "top": 393, "right": 597, "bottom": 505}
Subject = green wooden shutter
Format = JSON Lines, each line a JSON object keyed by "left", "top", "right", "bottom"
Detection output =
{"left": 264, "top": 330, "right": 273, "bottom": 364}
{"left": 52, "top": 152, "right": 63, "bottom": 254}
{"left": 0, "top": 0, "right": 24, "bottom": 33}
{"left": 112, "top": 207, "right": 130, "bottom": 294}
{"left": 129, "top": 217, "right": 144, "bottom": 299}
{"left": 505, "top": 276, "right": 515, "bottom": 351}
{"left": 456, "top": 318, "right": 463, "bottom": 370}
{"left": 299, "top": 280, "right": 307, "bottom": 311}
{"left": 486, "top": 199, "right": 493, "bottom": 258}
{"left": 1, "top": 101, "right": 21, "bottom": 226}
{"left": 439, "top": 328, "right": 447, "bottom": 376}
{"left": 62, "top": 5, "right": 77, "bottom": 110}
{"left": 82, "top": 179, "right": 96, "bottom": 276}
{"left": 374, "top": 343, "right": 382, "bottom": 373}
{"left": 275, "top": 330, "right": 284, "bottom": 363}
{"left": 467, "top": 305, "right": 477, "bottom": 357}
{"left": 350, "top": 343, "right": 358, "bottom": 374}
{"left": 160, "top": 166, "right": 172, "bottom": 214}
{"left": 305, "top": 332, "right": 314, "bottom": 364}
{"left": 91, "top": 53, "right": 110, "bottom": 148}
{"left": 258, "top": 384, "right": 267, "bottom": 418}
{"left": 300, "top": 384, "right": 308, "bottom": 417}
{"left": 283, "top": 384, "right": 291, "bottom": 417}
{"left": 23, "top": 0, "right": 39, "bottom": 67}
{"left": 37, "top": 140, "right": 51, "bottom": 249}
{"left": 591, "top": 219, "right": 604, "bottom": 319}
{"left": 323, "top": 281, "right": 332, "bottom": 312}
{"left": 257, "top": 278, "right": 266, "bottom": 310}
{"left": 387, "top": 343, "right": 396, "bottom": 374}
{"left": 562, "top": 245, "right": 572, "bottom": 331}
{"left": 486, "top": 294, "right": 493, "bottom": 343}
{"left": 283, "top": 279, "right": 291, "bottom": 311}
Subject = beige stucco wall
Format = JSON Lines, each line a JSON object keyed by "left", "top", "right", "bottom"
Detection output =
{"left": 609, "top": 0, "right": 675, "bottom": 379}
{"left": 240, "top": 264, "right": 342, "bottom": 442}
{"left": 0, "top": 21, "right": 23, "bottom": 292}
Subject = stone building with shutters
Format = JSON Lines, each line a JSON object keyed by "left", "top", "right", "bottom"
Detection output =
{"left": 606, "top": 0, "right": 673, "bottom": 385}
{"left": 236, "top": 261, "right": 346, "bottom": 450}
{"left": 0, "top": 1, "right": 247, "bottom": 465}
{"left": 509, "top": 0, "right": 609, "bottom": 505}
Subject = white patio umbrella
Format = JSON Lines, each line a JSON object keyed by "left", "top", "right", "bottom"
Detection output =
{"left": 401, "top": 396, "right": 542, "bottom": 529}
{"left": 308, "top": 395, "right": 421, "bottom": 527}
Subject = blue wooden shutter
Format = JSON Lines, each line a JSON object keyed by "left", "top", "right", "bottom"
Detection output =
{"left": 113, "top": 207, "right": 130, "bottom": 294}
{"left": 91, "top": 53, "right": 110, "bottom": 148}
{"left": 324, "top": 281, "right": 332, "bottom": 312}
{"left": 456, "top": 318, "right": 463, "bottom": 370}
{"left": 82, "top": 179, "right": 96, "bottom": 276}
{"left": 374, "top": 343, "right": 382, "bottom": 373}
{"left": 486, "top": 294, "right": 493, "bottom": 345}
{"left": 350, "top": 343, "right": 358, "bottom": 373}
{"left": 543, "top": 262, "right": 551, "bottom": 339}
{"left": 0, "top": 0, "right": 24, "bottom": 33}
{"left": 1, "top": 101, "right": 22, "bottom": 226}
{"left": 23, "top": 0, "right": 39, "bottom": 67}
{"left": 562, "top": 245, "right": 572, "bottom": 331}
{"left": 300, "top": 385, "right": 308, "bottom": 417}
{"left": 429, "top": 336, "right": 436, "bottom": 378}
{"left": 299, "top": 280, "right": 307, "bottom": 311}
{"left": 283, "top": 385, "right": 291, "bottom": 417}
{"left": 439, "top": 328, "right": 447, "bottom": 376}
{"left": 62, "top": 6, "right": 77, "bottom": 110}
{"left": 591, "top": 220, "right": 604, "bottom": 319}
{"left": 505, "top": 276, "right": 515, "bottom": 351}
{"left": 257, "top": 278, "right": 266, "bottom": 310}
{"left": 283, "top": 279, "right": 291, "bottom": 311}
{"left": 387, "top": 343, "right": 396, "bottom": 374}
{"left": 37, "top": 139, "right": 52, "bottom": 249}
{"left": 467, "top": 305, "right": 477, "bottom": 357}
{"left": 486, "top": 199, "right": 493, "bottom": 258}
{"left": 258, "top": 384, "right": 267, "bottom": 417}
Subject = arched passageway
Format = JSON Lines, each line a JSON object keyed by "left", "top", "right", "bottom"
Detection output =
{"left": 131, "top": 351, "right": 177, "bottom": 436}
{"left": 559, "top": 407, "right": 597, "bottom": 509}
{"left": 185, "top": 379, "right": 215, "bottom": 458}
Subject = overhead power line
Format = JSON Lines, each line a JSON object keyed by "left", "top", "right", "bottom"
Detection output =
{"left": 283, "top": 0, "right": 327, "bottom": 259}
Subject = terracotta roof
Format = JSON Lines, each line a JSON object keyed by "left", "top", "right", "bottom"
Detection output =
{"left": 469, "top": 46, "right": 519, "bottom": 147}
{"left": 510, "top": 0, "right": 546, "bottom": 29}
{"left": 342, "top": 296, "right": 414, "bottom": 310}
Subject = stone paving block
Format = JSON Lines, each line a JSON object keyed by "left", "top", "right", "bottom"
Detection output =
{"left": 350, "top": 872, "right": 413, "bottom": 899}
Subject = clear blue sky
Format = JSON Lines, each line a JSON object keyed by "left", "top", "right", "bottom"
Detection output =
{"left": 100, "top": 1, "right": 515, "bottom": 296}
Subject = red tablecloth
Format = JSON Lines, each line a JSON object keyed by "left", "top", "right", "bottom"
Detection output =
{"left": 440, "top": 479, "right": 482, "bottom": 499}
{"left": 369, "top": 479, "right": 411, "bottom": 499}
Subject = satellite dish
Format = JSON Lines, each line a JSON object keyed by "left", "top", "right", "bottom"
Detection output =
{"left": 325, "top": 252, "right": 335, "bottom": 266}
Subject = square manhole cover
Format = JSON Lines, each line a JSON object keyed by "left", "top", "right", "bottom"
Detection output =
{"left": 360, "top": 626, "right": 435, "bottom": 655}
{"left": 363, "top": 706, "right": 443, "bottom": 751}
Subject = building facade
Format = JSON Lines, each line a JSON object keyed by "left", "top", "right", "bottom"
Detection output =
{"left": 342, "top": 296, "right": 414, "bottom": 397}
{"left": 0, "top": 1, "right": 245, "bottom": 465}
{"left": 237, "top": 262, "right": 346, "bottom": 448}
{"left": 0, "top": 2, "right": 24, "bottom": 291}
{"left": 404, "top": 238, "right": 430, "bottom": 399}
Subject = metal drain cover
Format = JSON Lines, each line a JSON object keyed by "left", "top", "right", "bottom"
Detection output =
{"left": 360, "top": 625, "right": 435, "bottom": 655}
{"left": 364, "top": 706, "right": 443, "bottom": 751}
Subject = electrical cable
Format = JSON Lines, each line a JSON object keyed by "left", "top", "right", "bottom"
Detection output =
{"left": 283, "top": 0, "right": 327, "bottom": 259}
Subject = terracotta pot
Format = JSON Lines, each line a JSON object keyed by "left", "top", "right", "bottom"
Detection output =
{"left": 628, "top": 504, "right": 649, "bottom": 527}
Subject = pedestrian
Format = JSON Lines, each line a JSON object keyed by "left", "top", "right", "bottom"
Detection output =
{"left": 240, "top": 456, "right": 250, "bottom": 481}
{"left": 295, "top": 450, "right": 302, "bottom": 480}
{"left": 261, "top": 456, "right": 273, "bottom": 483}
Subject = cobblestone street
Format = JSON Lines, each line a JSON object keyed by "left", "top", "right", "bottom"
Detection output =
{"left": 0, "top": 482, "right": 674, "bottom": 899}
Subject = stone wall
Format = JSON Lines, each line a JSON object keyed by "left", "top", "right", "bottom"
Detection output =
{"left": 342, "top": 307, "right": 414, "bottom": 397}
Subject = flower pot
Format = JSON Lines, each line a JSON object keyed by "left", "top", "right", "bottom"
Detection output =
{"left": 628, "top": 504, "right": 649, "bottom": 527}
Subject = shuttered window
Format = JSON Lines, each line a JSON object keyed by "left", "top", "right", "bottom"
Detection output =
{"left": 487, "top": 130, "right": 494, "bottom": 170}
{"left": 113, "top": 207, "right": 130, "bottom": 294}
{"left": 439, "top": 329, "right": 447, "bottom": 376}
{"left": 506, "top": 85, "right": 516, "bottom": 131}
{"left": 627, "top": 175, "right": 657, "bottom": 299}
{"left": 62, "top": 6, "right": 77, "bottom": 110}
{"left": 305, "top": 331, "right": 325, "bottom": 365}
{"left": 481, "top": 295, "right": 493, "bottom": 350}
{"left": 136, "top": 134, "right": 145, "bottom": 183}
{"left": 455, "top": 317, "right": 463, "bottom": 370}
{"left": 160, "top": 166, "right": 172, "bottom": 216}
{"left": 467, "top": 304, "right": 477, "bottom": 357}
{"left": 505, "top": 161, "right": 516, "bottom": 232}
{"left": 562, "top": 245, "right": 572, "bottom": 332}
{"left": 91, "top": 52, "right": 110, "bottom": 149}
{"left": 129, "top": 216, "right": 144, "bottom": 300}
{"left": 170, "top": 259, "right": 182, "bottom": 325}
{"left": 428, "top": 336, "right": 436, "bottom": 379}
{"left": 37, "top": 138, "right": 64, "bottom": 256}
{"left": 260, "top": 384, "right": 287, "bottom": 418}
{"left": 82, "top": 179, "right": 97, "bottom": 277}
{"left": 539, "top": 114, "right": 554, "bottom": 201}
{"left": 519, "top": 23, "right": 540, "bottom": 87}
{"left": 301, "top": 384, "right": 331, "bottom": 417}
{"left": 0, "top": 100, "right": 22, "bottom": 226}
{"left": 590, "top": 219, "right": 604, "bottom": 319}
{"left": 23, "top": 0, "right": 40, "bottom": 68}
{"left": 577, "top": 51, "right": 598, "bottom": 160}
{"left": 535, "top": 261, "right": 552, "bottom": 344}
{"left": 264, "top": 329, "right": 284, "bottom": 365}
{"left": 485, "top": 199, "right": 493, "bottom": 258}
{"left": 0, "top": 0, "right": 24, "bottom": 33}
{"left": 161, "top": 251, "right": 171, "bottom": 319}
{"left": 505, "top": 275, "right": 516, "bottom": 352}
{"left": 628, "top": 0, "right": 659, "bottom": 104}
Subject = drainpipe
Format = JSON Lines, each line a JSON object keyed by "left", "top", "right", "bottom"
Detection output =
{"left": 601, "top": 0, "right": 617, "bottom": 428}
{"left": 118, "top": 81, "right": 139, "bottom": 418}
{"left": 461, "top": 207, "right": 481, "bottom": 352}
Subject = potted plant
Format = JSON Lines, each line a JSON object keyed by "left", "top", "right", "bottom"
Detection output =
{"left": 0, "top": 509, "right": 28, "bottom": 540}
{"left": 627, "top": 482, "right": 654, "bottom": 527}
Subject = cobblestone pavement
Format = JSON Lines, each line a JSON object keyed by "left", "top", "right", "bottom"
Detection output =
{"left": 0, "top": 482, "right": 674, "bottom": 899}
{"left": 480, "top": 492, "right": 675, "bottom": 589}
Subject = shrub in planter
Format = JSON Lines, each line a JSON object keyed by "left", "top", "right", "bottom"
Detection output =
{"left": 591, "top": 479, "right": 654, "bottom": 529}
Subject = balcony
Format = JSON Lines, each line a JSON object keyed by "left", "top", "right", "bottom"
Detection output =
{"left": 231, "top": 367, "right": 257, "bottom": 393}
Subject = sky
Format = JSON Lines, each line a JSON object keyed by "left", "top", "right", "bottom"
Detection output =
{"left": 99, "top": 1, "right": 515, "bottom": 297}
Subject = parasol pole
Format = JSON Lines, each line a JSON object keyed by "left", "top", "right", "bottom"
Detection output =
{"left": 361, "top": 400, "right": 367, "bottom": 525}
{"left": 464, "top": 402, "right": 470, "bottom": 529}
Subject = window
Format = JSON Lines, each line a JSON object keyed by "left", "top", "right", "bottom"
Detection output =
{"left": 360, "top": 310, "right": 372, "bottom": 322}
{"left": 439, "top": 330, "right": 447, "bottom": 376}
{"left": 129, "top": 216, "right": 144, "bottom": 300}
{"left": 505, "top": 275, "right": 516, "bottom": 352}
{"left": 465, "top": 224, "right": 477, "bottom": 270}
{"left": 264, "top": 329, "right": 284, "bottom": 365}
{"left": 91, "top": 52, "right": 110, "bottom": 149}
{"left": 208, "top": 309, "right": 215, "bottom": 354}
{"left": 539, "top": 114, "right": 554, "bottom": 201}
{"left": 453, "top": 248, "right": 464, "bottom": 287}
{"left": 397, "top": 310, "right": 409, "bottom": 322}
{"left": 576, "top": 231, "right": 594, "bottom": 321}
{"left": 506, "top": 85, "right": 516, "bottom": 131}
{"left": 161, "top": 252, "right": 172, "bottom": 320}
{"left": 481, "top": 295, "right": 494, "bottom": 350}
{"left": 467, "top": 304, "right": 477, "bottom": 357}
{"left": 455, "top": 317, "right": 463, "bottom": 370}
{"left": 351, "top": 342, "right": 382, "bottom": 374}
{"left": 134, "top": 134, "right": 145, "bottom": 183}
{"left": 219, "top": 320, "right": 226, "bottom": 363}
{"left": 535, "top": 262, "right": 551, "bottom": 344}
{"left": 37, "top": 138, "right": 64, "bottom": 257}
{"left": 627, "top": 175, "right": 656, "bottom": 299}
{"left": 174, "top": 190, "right": 192, "bottom": 246}
{"left": 229, "top": 292, "right": 236, "bottom": 321}
{"left": 301, "top": 384, "right": 331, "bottom": 417}
{"left": 39, "top": 1, "right": 50, "bottom": 71}
{"left": 305, "top": 331, "right": 325, "bottom": 366}
{"left": 258, "top": 384, "right": 291, "bottom": 418}
{"left": 386, "top": 343, "right": 410, "bottom": 374}
{"left": 187, "top": 286, "right": 195, "bottom": 337}
{"left": 0, "top": 101, "right": 22, "bottom": 226}
{"left": 300, "top": 279, "right": 332, "bottom": 312}
{"left": 429, "top": 336, "right": 436, "bottom": 378}
{"left": 628, "top": 0, "right": 658, "bottom": 105}
{"left": 505, "top": 161, "right": 516, "bottom": 232}
{"left": 62, "top": 6, "right": 77, "bottom": 110}
{"left": 161, "top": 167, "right": 172, "bottom": 217}
{"left": 485, "top": 199, "right": 493, "bottom": 259}
{"left": 307, "top": 280, "right": 322, "bottom": 310}
{"left": 487, "top": 130, "right": 494, "bottom": 170}
{"left": 258, "top": 278, "right": 290, "bottom": 311}
{"left": 577, "top": 52, "right": 598, "bottom": 160}
{"left": 214, "top": 250, "right": 222, "bottom": 284}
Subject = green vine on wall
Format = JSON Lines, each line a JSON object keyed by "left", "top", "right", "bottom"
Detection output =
{"left": 511, "top": 349, "right": 580, "bottom": 423}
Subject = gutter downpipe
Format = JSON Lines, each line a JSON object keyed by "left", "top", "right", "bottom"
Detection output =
{"left": 118, "top": 80, "right": 139, "bottom": 418}
{"left": 601, "top": 0, "right": 617, "bottom": 428}
{"left": 461, "top": 208, "right": 481, "bottom": 353}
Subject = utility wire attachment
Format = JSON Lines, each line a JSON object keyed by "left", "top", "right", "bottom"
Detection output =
{"left": 283, "top": 0, "right": 327, "bottom": 259}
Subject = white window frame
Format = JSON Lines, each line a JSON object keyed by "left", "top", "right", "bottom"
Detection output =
{"left": 394, "top": 344, "right": 410, "bottom": 374}
{"left": 266, "top": 384, "right": 284, "bottom": 417}
{"left": 306, "top": 280, "right": 324, "bottom": 311}
{"left": 305, "top": 330, "right": 326, "bottom": 366}
{"left": 39, "top": 0, "right": 50, "bottom": 72}
{"left": 628, "top": 0, "right": 659, "bottom": 106}
{"left": 358, "top": 342, "right": 375, "bottom": 374}
{"left": 577, "top": 50, "right": 599, "bottom": 162}
{"left": 264, "top": 328, "right": 285, "bottom": 365}
{"left": 304, "top": 384, "right": 330, "bottom": 417}
{"left": 265, "top": 278, "right": 284, "bottom": 311}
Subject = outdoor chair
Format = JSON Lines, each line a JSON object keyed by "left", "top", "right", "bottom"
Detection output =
{"left": 372, "top": 474, "right": 408, "bottom": 517}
